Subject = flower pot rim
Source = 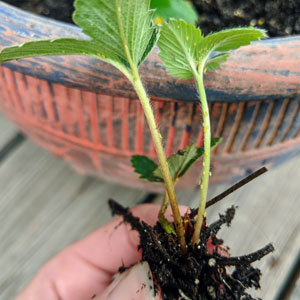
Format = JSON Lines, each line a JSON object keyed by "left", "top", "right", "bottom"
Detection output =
{"left": 0, "top": 1, "right": 299, "bottom": 103}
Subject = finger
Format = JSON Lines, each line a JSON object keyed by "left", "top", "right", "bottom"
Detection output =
{"left": 71, "top": 204, "right": 161, "bottom": 275}
{"left": 69, "top": 204, "right": 189, "bottom": 278}
{"left": 17, "top": 204, "right": 180, "bottom": 300}
{"left": 94, "top": 262, "right": 161, "bottom": 300}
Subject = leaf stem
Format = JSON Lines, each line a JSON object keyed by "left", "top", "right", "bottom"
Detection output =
{"left": 116, "top": 2, "right": 186, "bottom": 251}
{"left": 158, "top": 193, "right": 176, "bottom": 235}
{"left": 191, "top": 69, "right": 211, "bottom": 245}
{"left": 131, "top": 70, "right": 186, "bottom": 252}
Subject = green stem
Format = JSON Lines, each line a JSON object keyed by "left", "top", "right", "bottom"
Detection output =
{"left": 191, "top": 70, "right": 211, "bottom": 245}
{"left": 159, "top": 192, "right": 169, "bottom": 219}
{"left": 131, "top": 69, "right": 186, "bottom": 253}
{"left": 115, "top": 7, "right": 186, "bottom": 251}
{"left": 158, "top": 193, "right": 176, "bottom": 235}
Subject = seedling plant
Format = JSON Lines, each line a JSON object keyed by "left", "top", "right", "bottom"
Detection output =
{"left": 0, "top": 0, "right": 274, "bottom": 299}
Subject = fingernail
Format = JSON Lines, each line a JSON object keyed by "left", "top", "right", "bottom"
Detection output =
{"left": 95, "top": 262, "right": 159, "bottom": 300}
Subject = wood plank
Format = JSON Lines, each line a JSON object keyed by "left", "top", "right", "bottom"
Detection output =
{"left": 291, "top": 280, "right": 300, "bottom": 300}
{"left": 174, "top": 153, "right": 300, "bottom": 300}
{"left": 0, "top": 140, "right": 147, "bottom": 299}
{"left": 0, "top": 113, "right": 19, "bottom": 150}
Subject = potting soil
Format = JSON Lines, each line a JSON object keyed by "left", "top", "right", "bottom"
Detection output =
{"left": 3, "top": 0, "right": 300, "bottom": 37}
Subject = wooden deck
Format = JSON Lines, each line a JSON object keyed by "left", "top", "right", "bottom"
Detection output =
{"left": 0, "top": 113, "right": 299, "bottom": 300}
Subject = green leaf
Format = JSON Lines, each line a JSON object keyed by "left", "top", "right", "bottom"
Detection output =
{"left": 154, "top": 138, "right": 221, "bottom": 181}
{"left": 73, "top": 0, "right": 158, "bottom": 68}
{"left": 201, "top": 27, "right": 267, "bottom": 53}
{"left": 158, "top": 19, "right": 203, "bottom": 79}
{"left": 131, "top": 138, "right": 220, "bottom": 184}
{"left": 160, "top": 215, "right": 176, "bottom": 235}
{"left": 0, "top": 38, "right": 102, "bottom": 63}
{"left": 131, "top": 155, "right": 163, "bottom": 182}
{"left": 177, "top": 137, "right": 220, "bottom": 178}
{"left": 154, "top": 144, "right": 198, "bottom": 180}
{"left": 0, "top": 0, "right": 158, "bottom": 75}
{"left": 158, "top": 20, "right": 267, "bottom": 78}
{"left": 205, "top": 53, "right": 230, "bottom": 72}
{"left": 201, "top": 27, "right": 267, "bottom": 72}
{"left": 151, "top": 0, "right": 198, "bottom": 24}
{"left": 138, "top": 26, "right": 160, "bottom": 66}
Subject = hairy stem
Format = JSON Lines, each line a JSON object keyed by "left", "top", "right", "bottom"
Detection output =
{"left": 191, "top": 70, "right": 211, "bottom": 245}
{"left": 116, "top": 6, "right": 186, "bottom": 250}
{"left": 159, "top": 192, "right": 169, "bottom": 220}
{"left": 131, "top": 70, "right": 186, "bottom": 252}
{"left": 159, "top": 193, "right": 176, "bottom": 235}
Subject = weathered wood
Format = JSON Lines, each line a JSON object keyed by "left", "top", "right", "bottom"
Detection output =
{"left": 291, "top": 280, "right": 300, "bottom": 300}
{"left": 0, "top": 140, "right": 146, "bottom": 299}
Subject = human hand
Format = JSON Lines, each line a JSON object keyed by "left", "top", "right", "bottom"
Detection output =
{"left": 15, "top": 204, "right": 163, "bottom": 300}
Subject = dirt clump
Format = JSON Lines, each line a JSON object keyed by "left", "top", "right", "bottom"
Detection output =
{"left": 109, "top": 199, "right": 274, "bottom": 300}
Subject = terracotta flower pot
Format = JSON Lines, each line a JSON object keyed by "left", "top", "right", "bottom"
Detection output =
{"left": 0, "top": 1, "right": 300, "bottom": 191}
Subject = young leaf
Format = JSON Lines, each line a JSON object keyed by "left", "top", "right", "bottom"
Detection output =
{"left": 151, "top": 0, "right": 198, "bottom": 24}
{"left": 0, "top": 0, "right": 158, "bottom": 74}
{"left": 205, "top": 53, "right": 230, "bottom": 72}
{"left": 73, "top": 0, "right": 158, "bottom": 68}
{"left": 177, "top": 137, "right": 220, "bottom": 178}
{"left": 158, "top": 20, "right": 267, "bottom": 78}
{"left": 154, "top": 144, "right": 198, "bottom": 181}
{"left": 154, "top": 138, "right": 220, "bottom": 181}
{"left": 198, "top": 27, "right": 267, "bottom": 71}
{"left": 157, "top": 19, "right": 203, "bottom": 79}
{"left": 131, "top": 155, "right": 163, "bottom": 182}
{"left": 202, "top": 27, "right": 267, "bottom": 53}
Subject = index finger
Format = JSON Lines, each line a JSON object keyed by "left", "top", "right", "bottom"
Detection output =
{"left": 72, "top": 203, "right": 162, "bottom": 274}
{"left": 16, "top": 204, "right": 162, "bottom": 300}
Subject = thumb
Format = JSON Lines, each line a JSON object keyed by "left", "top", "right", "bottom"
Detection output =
{"left": 94, "top": 262, "right": 161, "bottom": 300}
